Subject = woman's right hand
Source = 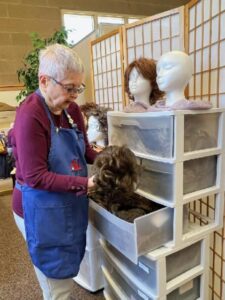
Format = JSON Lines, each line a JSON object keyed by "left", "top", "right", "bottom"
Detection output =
{"left": 88, "top": 175, "right": 95, "bottom": 188}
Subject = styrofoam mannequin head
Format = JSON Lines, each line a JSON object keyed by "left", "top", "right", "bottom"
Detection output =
{"left": 156, "top": 51, "right": 193, "bottom": 105}
{"left": 128, "top": 67, "right": 152, "bottom": 105}
{"left": 87, "top": 115, "right": 105, "bottom": 147}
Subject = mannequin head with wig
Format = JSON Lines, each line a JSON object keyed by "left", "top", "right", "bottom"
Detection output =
{"left": 124, "top": 57, "right": 164, "bottom": 106}
{"left": 80, "top": 102, "right": 110, "bottom": 147}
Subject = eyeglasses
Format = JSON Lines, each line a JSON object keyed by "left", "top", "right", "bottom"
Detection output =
{"left": 50, "top": 77, "right": 86, "bottom": 95}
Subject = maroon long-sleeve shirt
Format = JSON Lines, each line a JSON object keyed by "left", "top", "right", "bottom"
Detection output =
{"left": 12, "top": 92, "right": 97, "bottom": 218}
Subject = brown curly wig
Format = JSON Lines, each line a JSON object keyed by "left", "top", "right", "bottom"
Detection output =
{"left": 89, "top": 145, "right": 140, "bottom": 211}
{"left": 124, "top": 58, "right": 164, "bottom": 105}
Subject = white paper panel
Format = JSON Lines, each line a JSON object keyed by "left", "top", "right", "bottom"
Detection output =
{"left": 119, "top": 102, "right": 123, "bottom": 111}
{"left": 189, "top": 6, "right": 195, "bottom": 30}
{"left": 196, "top": 2, "right": 202, "bottom": 26}
{"left": 101, "top": 41, "right": 106, "bottom": 56}
{"left": 171, "top": 36, "right": 180, "bottom": 50}
{"left": 219, "top": 68, "right": 225, "bottom": 93}
{"left": 188, "top": 76, "right": 194, "bottom": 96}
{"left": 202, "top": 71, "right": 209, "bottom": 95}
{"left": 127, "top": 28, "right": 135, "bottom": 47}
{"left": 161, "top": 17, "right": 170, "bottom": 39}
{"left": 111, "top": 53, "right": 116, "bottom": 69}
{"left": 222, "top": 0, "right": 225, "bottom": 11}
{"left": 107, "top": 72, "right": 112, "bottom": 87}
{"left": 152, "top": 20, "right": 160, "bottom": 41}
{"left": 115, "top": 34, "right": 120, "bottom": 51}
{"left": 210, "top": 69, "right": 218, "bottom": 94}
{"left": 219, "top": 94, "right": 225, "bottom": 108}
{"left": 202, "top": 47, "right": 209, "bottom": 71}
{"left": 144, "top": 43, "right": 152, "bottom": 58}
{"left": 117, "top": 70, "right": 121, "bottom": 85}
{"left": 215, "top": 234, "right": 222, "bottom": 254}
{"left": 143, "top": 23, "right": 151, "bottom": 43}
{"left": 106, "top": 55, "right": 111, "bottom": 71}
{"left": 220, "top": 40, "right": 225, "bottom": 67}
{"left": 189, "top": 30, "right": 195, "bottom": 52}
{"left": 212, "top": 0, "right": 219, "bottom": 17}
{"left": 203, "top": 21, "right": 210, "bottom": 47}
{"left": 104, "top": 89, "right": 108, "bottom": 102}
{"left": 221, "top": 13, "right": 225, "bottom": 40}
{"left": 103, "top": 73, "right": 107, "bottom": 88}
{"left": 98, "top": 74, "right": 102, "bottom": 89}
{"left": 93, "top": 60, "right": 97, "bottom": 75}
{"left": 211, "top": 43, "right": 218, "bottom": 69}
{"left": 171, "top": 14, "right": 180, "bottom": 36}
{"left": 102, "top": 57, "right": 106, "bottom": 72}
{"left": 210, "top": 94, "right": 218, "bottom": 108}
{"left": 113, "top": 87, "right": 118, "bottom": 101}
{"left": 112, "top": 70, "right": 117, "bottom": 86}
{"left": 97, "top": 58, "right": 102, "bottom": 73}
{"left": 95, "top": 90, "right": 99, "bottom": 103}
{"left": 116, "top": 52, "right": 121, "bottom": 68}
{"left": 211, "top": 16, "right": 219, "bottom": 44}
{"left": 136, "top": 45, "right": 143, "bottom": 58}
{"left": 195, "top": 50, "right": 202, "bottom": 73}
{"left": 162, "top": 39, "right": 170, "bottom": 53}
{"left": 99, "top": 89, "right": 103, "bottom": 104}
{"left": 106, "top": 38, "right": 110, "bottom": 54}
{"left": 196, "top": 26, "right": 202, "bottom": 50}
{"left": 94, "top": 75, "right": 98, "bottom": 89}
{"left": 195, "top": 73, "right": 201, "bottom": 95}
{"left": 128, "top": 48, "right": 135, "bottom": 64}
{"left": 118, "top": 87, "right": 122, "bottom": 102}
{"left": 135, "top": 25, "right": 143, "bottom": 45}
{"left": 110, "top": 36, "right": 115, "bottom": 53}
{"left": 108, "top": 88, "right": 113, "bottom": 102}
{"left": 153, "top": 41, "right": 161, "bottom": 60}
{"left": 93, "top": 45, "right": 97, "bottom": 59}
{"left": 96, "top": 43, "right": 101, "bottom": 58}
{"left": 203, "top": 0, "right": 210, "bottom": 22}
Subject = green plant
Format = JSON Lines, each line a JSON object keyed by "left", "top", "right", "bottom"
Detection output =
{"left": 16, "top": 27, "right": 71, "bottom": 102}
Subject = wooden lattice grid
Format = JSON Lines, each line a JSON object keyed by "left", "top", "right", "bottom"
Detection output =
{"left": 90, "top": 29, "right": 125, "bottom": 111}
{"left": 186, "top": 0, "right": 225, "bottom": 299}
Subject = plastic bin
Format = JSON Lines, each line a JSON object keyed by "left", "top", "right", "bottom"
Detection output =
{"left": 167, "top": 276, "right": 200, "bottom": 299}
{"left": 89, "top": 199, "right": 173, "bottom": 263}
{"left": 101, "top": 239, "right": 201, "bottom": 296}
{"left": 108, "top": 112, "right": 174, "bottom": 158}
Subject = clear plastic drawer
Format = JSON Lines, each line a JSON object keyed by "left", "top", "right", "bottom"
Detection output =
{"left": 138, "top": 155, "right": 217, "bottom": 201}
{"left": 89, "top": 199, "right": 173, "bottom": 263}
{"left": 102, "top": 239, "right": 201, "bottom": 296}
{"left": 184, "top": 113, "right": 219, "bottom": 152}
{"left": 108, "top": 113, "right": 174, "bottom": 158}
{"left": 167, "top": 276, "right": 200, "bottom": 299}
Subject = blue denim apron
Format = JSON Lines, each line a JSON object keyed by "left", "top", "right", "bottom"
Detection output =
{"left": 16, "top": 91, "right": 88, "bottom": 279}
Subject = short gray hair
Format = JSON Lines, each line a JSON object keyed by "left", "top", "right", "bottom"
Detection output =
{"left": 38, "top": 43, "right": 84, "bottom": 80}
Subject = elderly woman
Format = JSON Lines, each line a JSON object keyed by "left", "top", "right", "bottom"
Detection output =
{"left": 12, "top": 44, "right": 97, "bottom": 299}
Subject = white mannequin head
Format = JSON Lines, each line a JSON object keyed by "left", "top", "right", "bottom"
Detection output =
{"left": 156, "top": 51, "right": 193, "bottom": 106}
{"left": 87, "top": 115, "right": 105, "bottom": 147}
{"left": 128, "top": 67, "right": 152, "bottom": 105}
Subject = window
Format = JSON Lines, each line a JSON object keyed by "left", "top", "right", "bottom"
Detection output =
{"left": 63, "top": 14, "right": 94, "bottom": 45}
{"left": 128, "top": 18, "right": 140, "bottom": 24}
{"left": 97, "top": 16, "right": 125, "bottom": 25}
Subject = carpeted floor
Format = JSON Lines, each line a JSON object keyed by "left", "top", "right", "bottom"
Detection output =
{"left": 0, "top": 192, "right": 105, "bottom": 300}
